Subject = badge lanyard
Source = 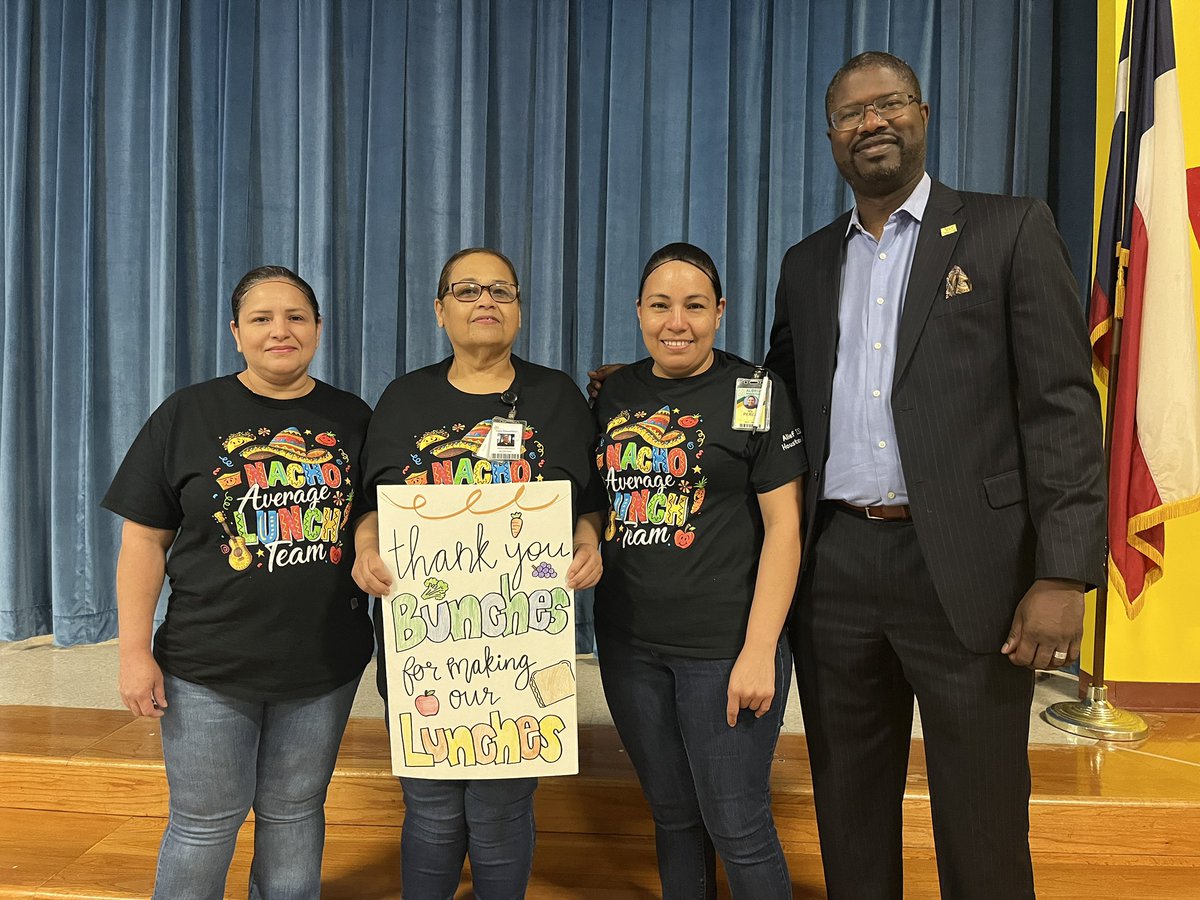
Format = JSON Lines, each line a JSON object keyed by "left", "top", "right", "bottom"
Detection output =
{"left": 476, "top": 387, "right": 527, "bottom": 461}
{"left": 732, "top": 366, "right": 772, "bottom": 433}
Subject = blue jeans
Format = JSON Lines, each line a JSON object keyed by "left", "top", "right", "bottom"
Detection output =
{"left": 399, "top": 775, "right": 537, "bottom": 900}
{"left": 597, "top": 628, "right": 792, "bottom": 900}
{"left": 154, "top": 673, "right": 359, "bottom": 900}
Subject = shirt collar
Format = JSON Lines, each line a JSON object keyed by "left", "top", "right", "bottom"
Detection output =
{"left": 845, "top": 171, "right": 932, "bottom": 237}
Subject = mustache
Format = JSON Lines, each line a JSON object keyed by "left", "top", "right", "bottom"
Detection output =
{"left": 852, "top": 133, "right": 900, "bottom": 153}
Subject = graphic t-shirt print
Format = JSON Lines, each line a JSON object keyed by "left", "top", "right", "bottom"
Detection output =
{"left": 600, "top": 405, "right": 707, "bottom": 550}
{"left": 213, "top": 426, "right": 354, "bottom": 572}
{"left": 400, "top": 420, "right": 550, "bottom": 485}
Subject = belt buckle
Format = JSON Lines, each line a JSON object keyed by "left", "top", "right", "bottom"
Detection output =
{"left": 864, "top": 506, "right": 884, "bottom": 520}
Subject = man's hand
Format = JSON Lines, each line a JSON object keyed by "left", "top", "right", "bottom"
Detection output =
{"left": 587, "top": 364, "right": 624, "bottom": 400}
{"left": 1001, "top": 578, "right": 1085, "bottom": 669}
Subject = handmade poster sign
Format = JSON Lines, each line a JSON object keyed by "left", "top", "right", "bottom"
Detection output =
{"left": 376, "top": 482, "right": 578, "bottom": 778}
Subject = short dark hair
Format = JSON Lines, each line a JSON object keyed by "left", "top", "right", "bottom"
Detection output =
{"left": 825, "top": 51, "right": 923, "bottom": 117}
{"left": 637, "top": 242, "right": 723, "bottom": 300}
{"left": 230, "top": 266, "right": 320, "bottom": 323}
{"left": 436, "top": 247, "right": 520, "bottom": 299}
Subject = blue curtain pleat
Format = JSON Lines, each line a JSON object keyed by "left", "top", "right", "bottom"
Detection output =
{"left": 358, "top": 1, "right": 407, "bottom": 394}
{"left": 1048, "top": 2, "right": 1097, "bottom": 297}
{"left": 0, "top": 0, "right": 1093, "bottom": 646}
{"left": 176, "top": 0, "right": 219, "bottom": 386}
{"left": 600, "top": 0, "right": 649, "bottom": 363}
{"left": 528, "top": 1, "right": 571, "bottom": 368}
{"left": 1, "top": 0, "right": 40, "bottom": 638}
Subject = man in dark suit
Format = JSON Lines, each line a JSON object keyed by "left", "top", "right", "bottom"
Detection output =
{"left": 765, "top": 52, "right": 1105, "bottom": 898}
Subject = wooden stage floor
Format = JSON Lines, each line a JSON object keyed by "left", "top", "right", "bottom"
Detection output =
{"left": 2, "top": 705, "right": 1198, "bottom": 898}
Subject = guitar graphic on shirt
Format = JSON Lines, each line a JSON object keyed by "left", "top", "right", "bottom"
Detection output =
{"left": 213, "top": 511, "right": 252, "bottom": 572}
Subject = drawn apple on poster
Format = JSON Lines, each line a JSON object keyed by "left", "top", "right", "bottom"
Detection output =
{"left": 415, "top": 691, "right": 439, "bottom": 717}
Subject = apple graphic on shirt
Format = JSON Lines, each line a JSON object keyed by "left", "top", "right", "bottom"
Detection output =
{"left": 415, "top": 691, "right": 439, "bottom": 717}
{"left": 330, "top": 546, "right": 342, "bottom": 564}
{"left": 674, "top": 529, "right": 695, "bottom": 549}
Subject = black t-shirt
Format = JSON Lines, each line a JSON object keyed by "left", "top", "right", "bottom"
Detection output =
{"left": 593, "top": 351, "right": 807, "bottom": 657}
{"left": 361, "top": 355, "right": 605, "bottom": 698}
{"left": 102, "top": 375, "right": 374, "bottom": 701}
{"left": 362, "top": 355, "right": 604, "bottom": 512}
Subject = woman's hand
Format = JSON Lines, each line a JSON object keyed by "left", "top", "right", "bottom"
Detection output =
{"left": 567, "top": 512, "right": 604, "bottom": 590}
{"left": 114, "top": 520, "right": 174, "bottom": 718}
{"left": 725, "top": 645, "right": 776, "bottom": 727}
{"left": 722, "top": 479, "right": 802, "bottom": 727}
{"left": 566, "top": 542, "right": 602, "bottom": 590}
{"left": 119, "top": 648, "right": 167, "bottom": 718}
{"left": 351, "top": 511, "right": 393, "bottom": 597}
{"left": 352, "top": 546, "right": 394, "bottom": 597}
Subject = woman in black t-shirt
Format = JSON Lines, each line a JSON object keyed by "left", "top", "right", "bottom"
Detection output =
{"left": 102, "top": 266, "right": 373, "bottom": 900}
{"left": 352, "top": 247, "right": 605, "bottom": 899}
{"left": 593, "top": 243, "right": 807, "bottom": 900}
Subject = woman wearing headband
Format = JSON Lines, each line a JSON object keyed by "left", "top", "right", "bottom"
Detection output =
{"left": 592, "top": 242, "right": 806, "bottom": 899}
{"left": 102, "top": 266, "right": 374, "bottom": 899}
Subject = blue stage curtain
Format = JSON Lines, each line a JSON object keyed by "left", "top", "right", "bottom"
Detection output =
{"left": 0, "top": 0, "right": 1093, "bottom": 645}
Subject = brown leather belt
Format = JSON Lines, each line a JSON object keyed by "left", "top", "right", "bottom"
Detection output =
{"left": 835, "top": 500, "right": 912, "bottom": 521}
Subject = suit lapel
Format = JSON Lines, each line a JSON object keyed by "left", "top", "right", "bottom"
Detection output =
{"left": 816, "top": 213, "right": 850, "bottom": 391}
{"left": 805, "top": 214, "right": 848, "bottom": 530}
{"left": 894, "top": 181, "right": 964, "bottom": 380}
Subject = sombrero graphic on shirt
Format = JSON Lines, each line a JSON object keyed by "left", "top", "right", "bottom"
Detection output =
{"left": 430, "top": 420, "right": 493, "bottom": 458}
{"left": 240, "top": 426, "right": 334, "bottom": 463}
{"left": 607, "top": 406, "right": 685, "bottom": 449}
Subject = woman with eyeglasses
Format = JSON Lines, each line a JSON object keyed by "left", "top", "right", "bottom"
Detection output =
{"left": 352, "top": 247, "right": 604, "bottom": 899}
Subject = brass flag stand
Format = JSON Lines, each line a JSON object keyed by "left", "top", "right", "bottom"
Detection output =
{"left": 1045, "top": 244, "right": 1149, "bottom": 742}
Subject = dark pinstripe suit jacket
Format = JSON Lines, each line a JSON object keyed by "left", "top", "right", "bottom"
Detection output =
{"left": 766, "top": 179, "right": 1106, "bottom": 653}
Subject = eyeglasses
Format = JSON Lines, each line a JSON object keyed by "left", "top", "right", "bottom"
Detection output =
{"left": 445, "top": 281, "right": 520, "bottom": 303}
{"left": 829, "top": 92, "right": 918, "bottom": 132}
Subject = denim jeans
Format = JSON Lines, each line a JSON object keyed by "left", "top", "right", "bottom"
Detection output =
{"left": 154, "top": 673, "right": 359, "bottom": 900}
{"left": 399, "top": 775, "right": 537, "bottom": 900}
{"left": 597, "top": 627, "right": 792, "bottom": 900}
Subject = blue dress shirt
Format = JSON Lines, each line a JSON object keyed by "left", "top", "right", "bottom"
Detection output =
{"left": 822, "top": 173, "right": 931, "bottom": 506}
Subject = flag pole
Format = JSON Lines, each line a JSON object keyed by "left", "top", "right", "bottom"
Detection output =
{"left": 1045, "top": 242, "right": 1149, "bottom": 741}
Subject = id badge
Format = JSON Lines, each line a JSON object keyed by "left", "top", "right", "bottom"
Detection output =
{"left": 732, "top": 374, "right": 771, "bottom": 432}
{"left": 482, "top": 417, "right": 526, "bottom": 461}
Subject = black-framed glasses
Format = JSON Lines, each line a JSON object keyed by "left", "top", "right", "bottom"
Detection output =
{"left": 445, "top": 281, "right": 520, "bottom": 303}
{"left": 829, "top": 92, "right": 918, "bottom": 132}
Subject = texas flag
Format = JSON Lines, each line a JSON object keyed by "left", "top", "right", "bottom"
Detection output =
{"left": 1088, "top": 0, "right": 1200, "bottom": 615}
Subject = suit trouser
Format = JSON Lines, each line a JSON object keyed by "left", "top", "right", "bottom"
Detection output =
{"left": 790, "top": 503, "right": 1035, "bottom": 900}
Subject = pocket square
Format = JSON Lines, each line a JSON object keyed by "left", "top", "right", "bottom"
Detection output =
{"left": 945, "top": 265, "right": 972, "bottom": 299}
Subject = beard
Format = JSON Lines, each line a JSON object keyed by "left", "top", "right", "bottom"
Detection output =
{"left": 837, "top": 136, "right": 924, "bottom": 196}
